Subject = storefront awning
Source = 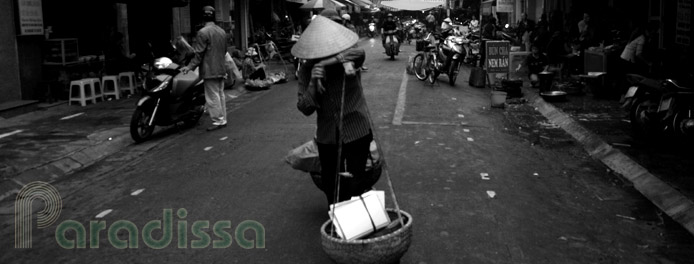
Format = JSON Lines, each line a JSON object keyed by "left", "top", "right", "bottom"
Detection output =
{"left": 379, "top": 0, "right": 444, "bottom": 11}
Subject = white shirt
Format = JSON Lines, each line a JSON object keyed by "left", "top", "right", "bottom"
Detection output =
{"left": 620, "top": 35, "right": 645, "bottom": 63}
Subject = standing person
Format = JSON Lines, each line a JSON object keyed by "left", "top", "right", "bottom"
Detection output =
{"left": 516, "top": 13, "right": 535, "bottom": 51}
{"left": 619, "top": 23, "right": 657, "bottom": 75}
{"left": 482, "top": 16, "right": 498, "bottom": 39}
{"left": 181, "top": 6, "right": 228, "bottom": 131}
{"left": 342, "top": 13, "right": 357, "bottom": 33}
{"left": 342, "top": 13, "right": 369, "bottom": 71}
{"left": 426, "top": 11, "right": 437, "bottom": 32}
{"left": 577, "top": 13, "right": 595, "bottom": 48}
{"left": 292, "top": 16, "right": 372, "bottom": 205}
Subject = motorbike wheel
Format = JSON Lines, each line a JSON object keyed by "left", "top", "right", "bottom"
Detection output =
{"left": 130, "top": 106, "right": 155, "bottom": 143}
{"left": 448, "top": 61, "right": 461, "bottom": 86}
{"left": 630, "top": 98, "right": 659, "bottom": 139}
{"left": 673, "top": 107, "right": 694, "bottom": 137}
{"left": 413, "top": 53, "right": 428, "bottom": 81}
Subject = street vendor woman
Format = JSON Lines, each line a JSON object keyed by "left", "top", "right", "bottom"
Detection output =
{"left": 242, "top": 47, "right": 267, "bottom": 81}
{"left": 292, "top": 16, "right": 373, "bottom": 205}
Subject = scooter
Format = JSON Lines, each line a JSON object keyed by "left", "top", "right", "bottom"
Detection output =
{"left": 367, "top": 23, "right": 376, "bottom": 38}
{"left": 383, "top": 30, "right": 400, "bottom": 60}
{"left": 430, "top": 29, "right": 467, "bottom": 85}
{"left": 463, "top": 34, "right": 481, "bottom": 66}
{"left": 130, "top": 57, "right": 206, "bottom": 143}
{"left": 624, "top": 75, "right": 694, "bottom": 139}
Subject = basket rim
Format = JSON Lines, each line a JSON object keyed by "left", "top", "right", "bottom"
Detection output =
{"left": 320, "top": 208, "right": 412, "bottom": 244}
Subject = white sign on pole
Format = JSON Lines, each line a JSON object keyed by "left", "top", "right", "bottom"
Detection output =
{"left": 17, "top": 0, "right": 44, "bottom": 35}
{"left": 496, "top": 0, "right": 514, "bottom": 13}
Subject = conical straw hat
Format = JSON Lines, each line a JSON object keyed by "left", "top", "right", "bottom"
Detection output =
{"left": 291, "top": 16, "right": 358, "bottom": 60}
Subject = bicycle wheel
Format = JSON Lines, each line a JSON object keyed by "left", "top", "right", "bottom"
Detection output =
{"left": 413, "top": 53, "right": 428, "bottom": 81}
{"left": 426, "top": 54, "right": 438, "bottom": 84}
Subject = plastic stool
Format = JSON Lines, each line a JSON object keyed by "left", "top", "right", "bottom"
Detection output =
{"left": 85, "top": 78, "right": 104, "bottom": 102}
{"left": 68, "top": 79, "right": 97, "bottom": 106}
{"left": 102, "top": 75, "right": 120, "bottom": 100}
{"left": 118, "top": 72, "right": 136, "bottom": 96}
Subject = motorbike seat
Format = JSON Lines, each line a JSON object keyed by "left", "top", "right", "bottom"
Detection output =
{"left": 638, "top": 77, "right": 664, "bottom": 92}
{"left": 172, "top": 71, "right": 201, "bottom": 97}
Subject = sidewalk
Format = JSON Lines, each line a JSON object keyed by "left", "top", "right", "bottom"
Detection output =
{"left": 0, "top": 85, "right": 250, "bottom": 203}
{"left": 520, "top": 83, "right": 694, "bottom": 235}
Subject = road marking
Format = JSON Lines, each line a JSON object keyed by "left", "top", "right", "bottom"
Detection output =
{"left": 95, "top": 209, "right": 113, "bottom": 219}
{"left": 463, "top": 129, "right": 470, "bottom": 133}
{"left": 220, "top": 136, "right": 228, "bottom": 141}
{"left": 481, "top": 173, "right": 490, "bottom": 180}
{"left": 131, "top": 189, "right": 145, "bottom": 196}
{"left": 204, "top": 146, "right": 213, "bottom": 151}
{"left": 392, "top": 71, "right": 409, "bottom": 125}
{"left": 0, "top": 129, "right": 23, "bottom": 139}
{"left": 401, "top": 121, "right": 458, "bottom": 126}
{"left": 60, "top": 112, "right": 84, "bottom": 120}
{"left": 467, "top": 137, "right": 474, "bottom": 142}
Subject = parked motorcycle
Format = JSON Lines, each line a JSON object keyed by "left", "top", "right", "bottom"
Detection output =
{"left": 463, "top": 34, "right": 481, "bottom": 66}
{"left": 130, "top": 57, "right": 205, "bottom": 143}
{"left": 428, "top": 30, "right": 467, "bottom": 85}
{"left": 623, "top": 75, "right": 694, "bottom": 139}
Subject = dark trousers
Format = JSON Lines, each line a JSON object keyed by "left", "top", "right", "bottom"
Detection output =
{"left": 249, "top": 68, "right": 266, "bottom": 80}
{"left": 316, "top": 132, "right": 373, "bottom": 205}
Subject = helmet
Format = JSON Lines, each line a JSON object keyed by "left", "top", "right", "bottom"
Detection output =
{"left": 245, "top": 47, "right": 258, "bottom": 57}
{"left": 202, "top": 6, "right": 215, "bottom": 21}
{"left": 387, "top": 13, "right": 394, "bottom": 17}
{"left": 341, "top": 14, "right": 351, "bottom": 21}
{"left": 443, "top": 18, "right": 452, "bottom": 24}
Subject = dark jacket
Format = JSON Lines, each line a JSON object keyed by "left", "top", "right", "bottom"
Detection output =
{"left": 297, "top": 49, "right": 371, "bottom": 145}
{"left": 188, "top": 22, "right": 227, "bottom": 79}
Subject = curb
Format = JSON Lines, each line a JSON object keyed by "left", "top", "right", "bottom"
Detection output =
{"left": 0, "top": 127, "right": 132, "bottom": 203}
{"left": 0, "top": 87, "right": 250, "bottom": 203}
{"left": 524, "top": 86, "right": 694, "bottom": 235}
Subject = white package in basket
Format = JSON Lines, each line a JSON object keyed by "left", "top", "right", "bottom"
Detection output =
{"left": 329, "top": 190, "right": 390, "bottom": 240}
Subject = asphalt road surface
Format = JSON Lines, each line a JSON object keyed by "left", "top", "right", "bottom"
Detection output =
{"left": 2, "top": 38, "right": 694, "bottom": 263}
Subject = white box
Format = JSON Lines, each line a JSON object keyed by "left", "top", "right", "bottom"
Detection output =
{"left": 329, "top": 190, "right": 390, "bottom": 240}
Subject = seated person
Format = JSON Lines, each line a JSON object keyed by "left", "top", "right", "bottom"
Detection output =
{"left": 242, "top": 47, "right": 266, "bottom": 81}
{"left": 516, "top": 45, "right": 549, "bottom": 87}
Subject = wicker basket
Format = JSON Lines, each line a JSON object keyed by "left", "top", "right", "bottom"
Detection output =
{"left": 321, "top": 209, "right": 413, "bottom": 264}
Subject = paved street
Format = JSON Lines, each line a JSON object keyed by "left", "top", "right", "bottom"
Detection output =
{"left": 2, "top": 38, "right": 694, "bottom": 263}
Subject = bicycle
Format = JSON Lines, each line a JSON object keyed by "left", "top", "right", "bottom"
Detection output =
{"left": 411, "top": 34, "right": 439, "bottom": 84}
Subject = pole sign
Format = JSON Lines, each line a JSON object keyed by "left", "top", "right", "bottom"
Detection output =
{"left": 485, "top": 41, "right": 510, "bottom": 73}
{"left": 17, "top": 0, "right": 43, "bottom": 36}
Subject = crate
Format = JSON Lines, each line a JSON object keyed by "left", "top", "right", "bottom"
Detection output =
{"left": 415, "top": 40, "right": 428, "bottom": 52}
{"left": 44, "top": 38, "right": 79, "bottom": 65}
